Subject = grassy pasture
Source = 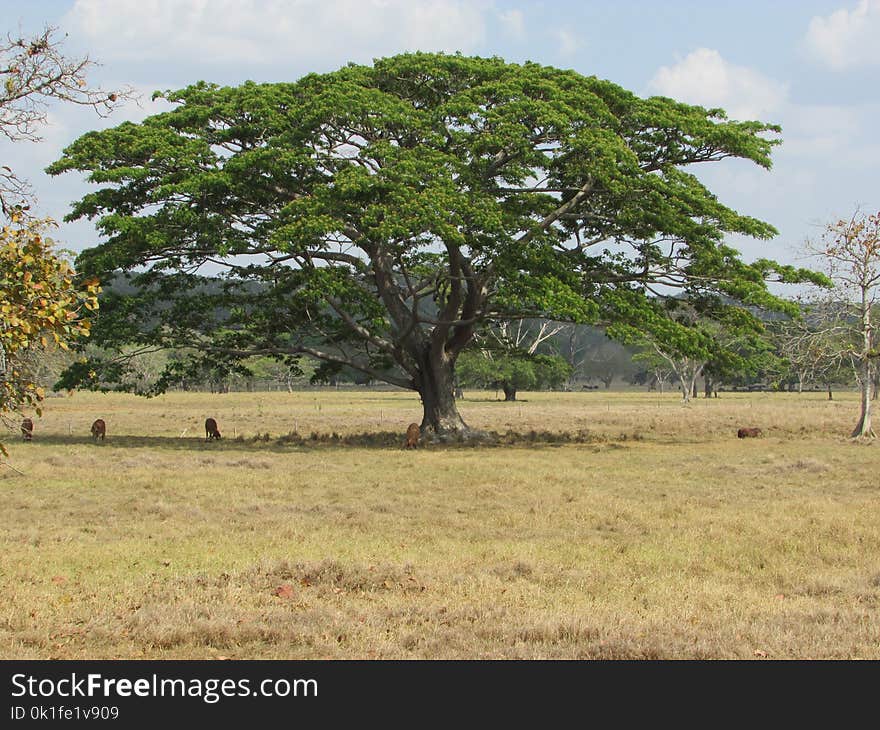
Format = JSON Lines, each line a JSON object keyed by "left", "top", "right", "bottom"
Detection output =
{"left": 1, "top": 388, "right": 878, "bottom": 659}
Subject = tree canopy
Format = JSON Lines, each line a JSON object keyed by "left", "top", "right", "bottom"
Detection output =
{"left": 457, "top": 349, "right": 570, "bottom": 401}
{"left": 617, "top": 296, "right": 776, "bottom": 401}
{"left": 49, "top": 52, "right": 822, "bottom": 435}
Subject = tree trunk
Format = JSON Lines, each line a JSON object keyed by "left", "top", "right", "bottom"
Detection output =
{"left": 851, "top": 360, "right": 875, "bottom": 438}
{"left": 502, "top": 383, "right": 517, "bottom": 401}
{"left": 851, "top": 384, "right": 874, "bottom": 438}
{"left": 679, "top": 374, "right": 691, "bottom": 403}
{"left": 827, "top": 383, "right": 833, "bottom": 401}
{"left": 851, "top": 286, "right": 875, "bottom": 438}
{"left": 416, "top": 352, "right": 469, "bottom": 436}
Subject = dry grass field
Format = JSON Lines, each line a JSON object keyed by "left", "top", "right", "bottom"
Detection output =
{"left": 1, "top": 388, "right": 878, "bottom": 659}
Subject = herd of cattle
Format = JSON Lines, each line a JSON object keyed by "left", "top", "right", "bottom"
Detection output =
{"left": 17, "top": 416, "right": 763, "bottom": 446}
{"left": 20, "top": 416, "right": 107, "bottom": 442}
{"left": 19, "top": 416, "right": 222, "bottom": 443}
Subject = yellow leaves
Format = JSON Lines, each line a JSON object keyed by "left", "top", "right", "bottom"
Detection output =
{"left": 1, "top": 219, "right": 97, "bottom": 419}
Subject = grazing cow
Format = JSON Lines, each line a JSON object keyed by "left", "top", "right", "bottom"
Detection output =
{"left": 737, "top": 427, "right": 762, "bottom": 438}
{"left": 91, "top": 418, "right": 106, "bottom": 441}
{"left": 20, "top": 417, "right": 33, "bottom": 441}
{"left": 205, "top": 417, "right": 221, "bottom": 441}
{"left": 405, "top": 423, "right": 420, "bottom": 449}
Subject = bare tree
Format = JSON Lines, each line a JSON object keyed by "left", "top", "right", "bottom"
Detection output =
{"left": 558, "top": 326, "right": 636, "bottom": 389}
{"left": 635, "top": 345, "right": 706, "bottom": 403}
{"left": 484, "top": 319, "right": 565, "bottom": 356}
{"left": 1, "top": 25, "right": 134, "bottom": 216}
{"left": 772, "top": 299, "right": 853, "bottom": 399}
{"left": 804, "top": 210, "right": 880, "bottom": 438}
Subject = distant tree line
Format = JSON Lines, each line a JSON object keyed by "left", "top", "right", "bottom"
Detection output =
{"left": 46, "top": 302, "right": 874, "bottom": 402}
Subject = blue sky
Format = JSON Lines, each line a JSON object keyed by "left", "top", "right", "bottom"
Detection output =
{"left": 4, "top": 0, "right": 880, "bottom": 269}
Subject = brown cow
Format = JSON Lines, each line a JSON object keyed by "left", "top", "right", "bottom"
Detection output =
{"left": 20, "top": 417, "right": 33, "bottom": 441}
{"left": 91, "top": 418, "right": 106, "bottom": 441}
{"left": 405, "top": 423, "right": 420, "bottom": 449}
{"left": 205, "top": 417, "right": 222, "bottom": 441}
{"left": 737, "top": 427, "right": 762, "bottom": 438}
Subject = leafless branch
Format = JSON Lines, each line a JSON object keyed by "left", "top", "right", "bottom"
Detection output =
{"left": 1, "top": 25, "right": 138, "bottom": 216}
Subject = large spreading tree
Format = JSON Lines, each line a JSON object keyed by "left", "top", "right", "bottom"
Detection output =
{"left": 49, "top": 52, "right": 820, "bottom": 436}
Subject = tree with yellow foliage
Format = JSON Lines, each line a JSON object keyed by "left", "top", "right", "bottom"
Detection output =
{"left": 0, "top": 216, "right": 99, "bottom": 453}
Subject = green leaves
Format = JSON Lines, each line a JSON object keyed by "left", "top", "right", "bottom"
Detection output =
{"left": 48, "top": 51, "right": 807, "bottom": 396}
{"left": 457, "top": 349, "right": 571, "bottom": 392}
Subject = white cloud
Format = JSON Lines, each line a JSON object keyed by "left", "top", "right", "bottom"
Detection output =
{"left": 555, "top": 29, "right": 578, "bottom": 57}
{"left": 781, "top": 104, "right": 861, "bottom": 158}
{"left": 498, "top": 9, "right": 525, "bottom": 40}
{"left": 646, "top": 48, "right": 880, "bottom": 259}
{"left": 783, "top": 103, "right": 880, "bottom": 173}
{"left": 804, "top": 0, "right": 880, "bottom": 70}
{"left": 64, "top": 0, "right": 490, "bottom": 67}
{"left": 648, "top": 48, "right": 788, "bottom": 122}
